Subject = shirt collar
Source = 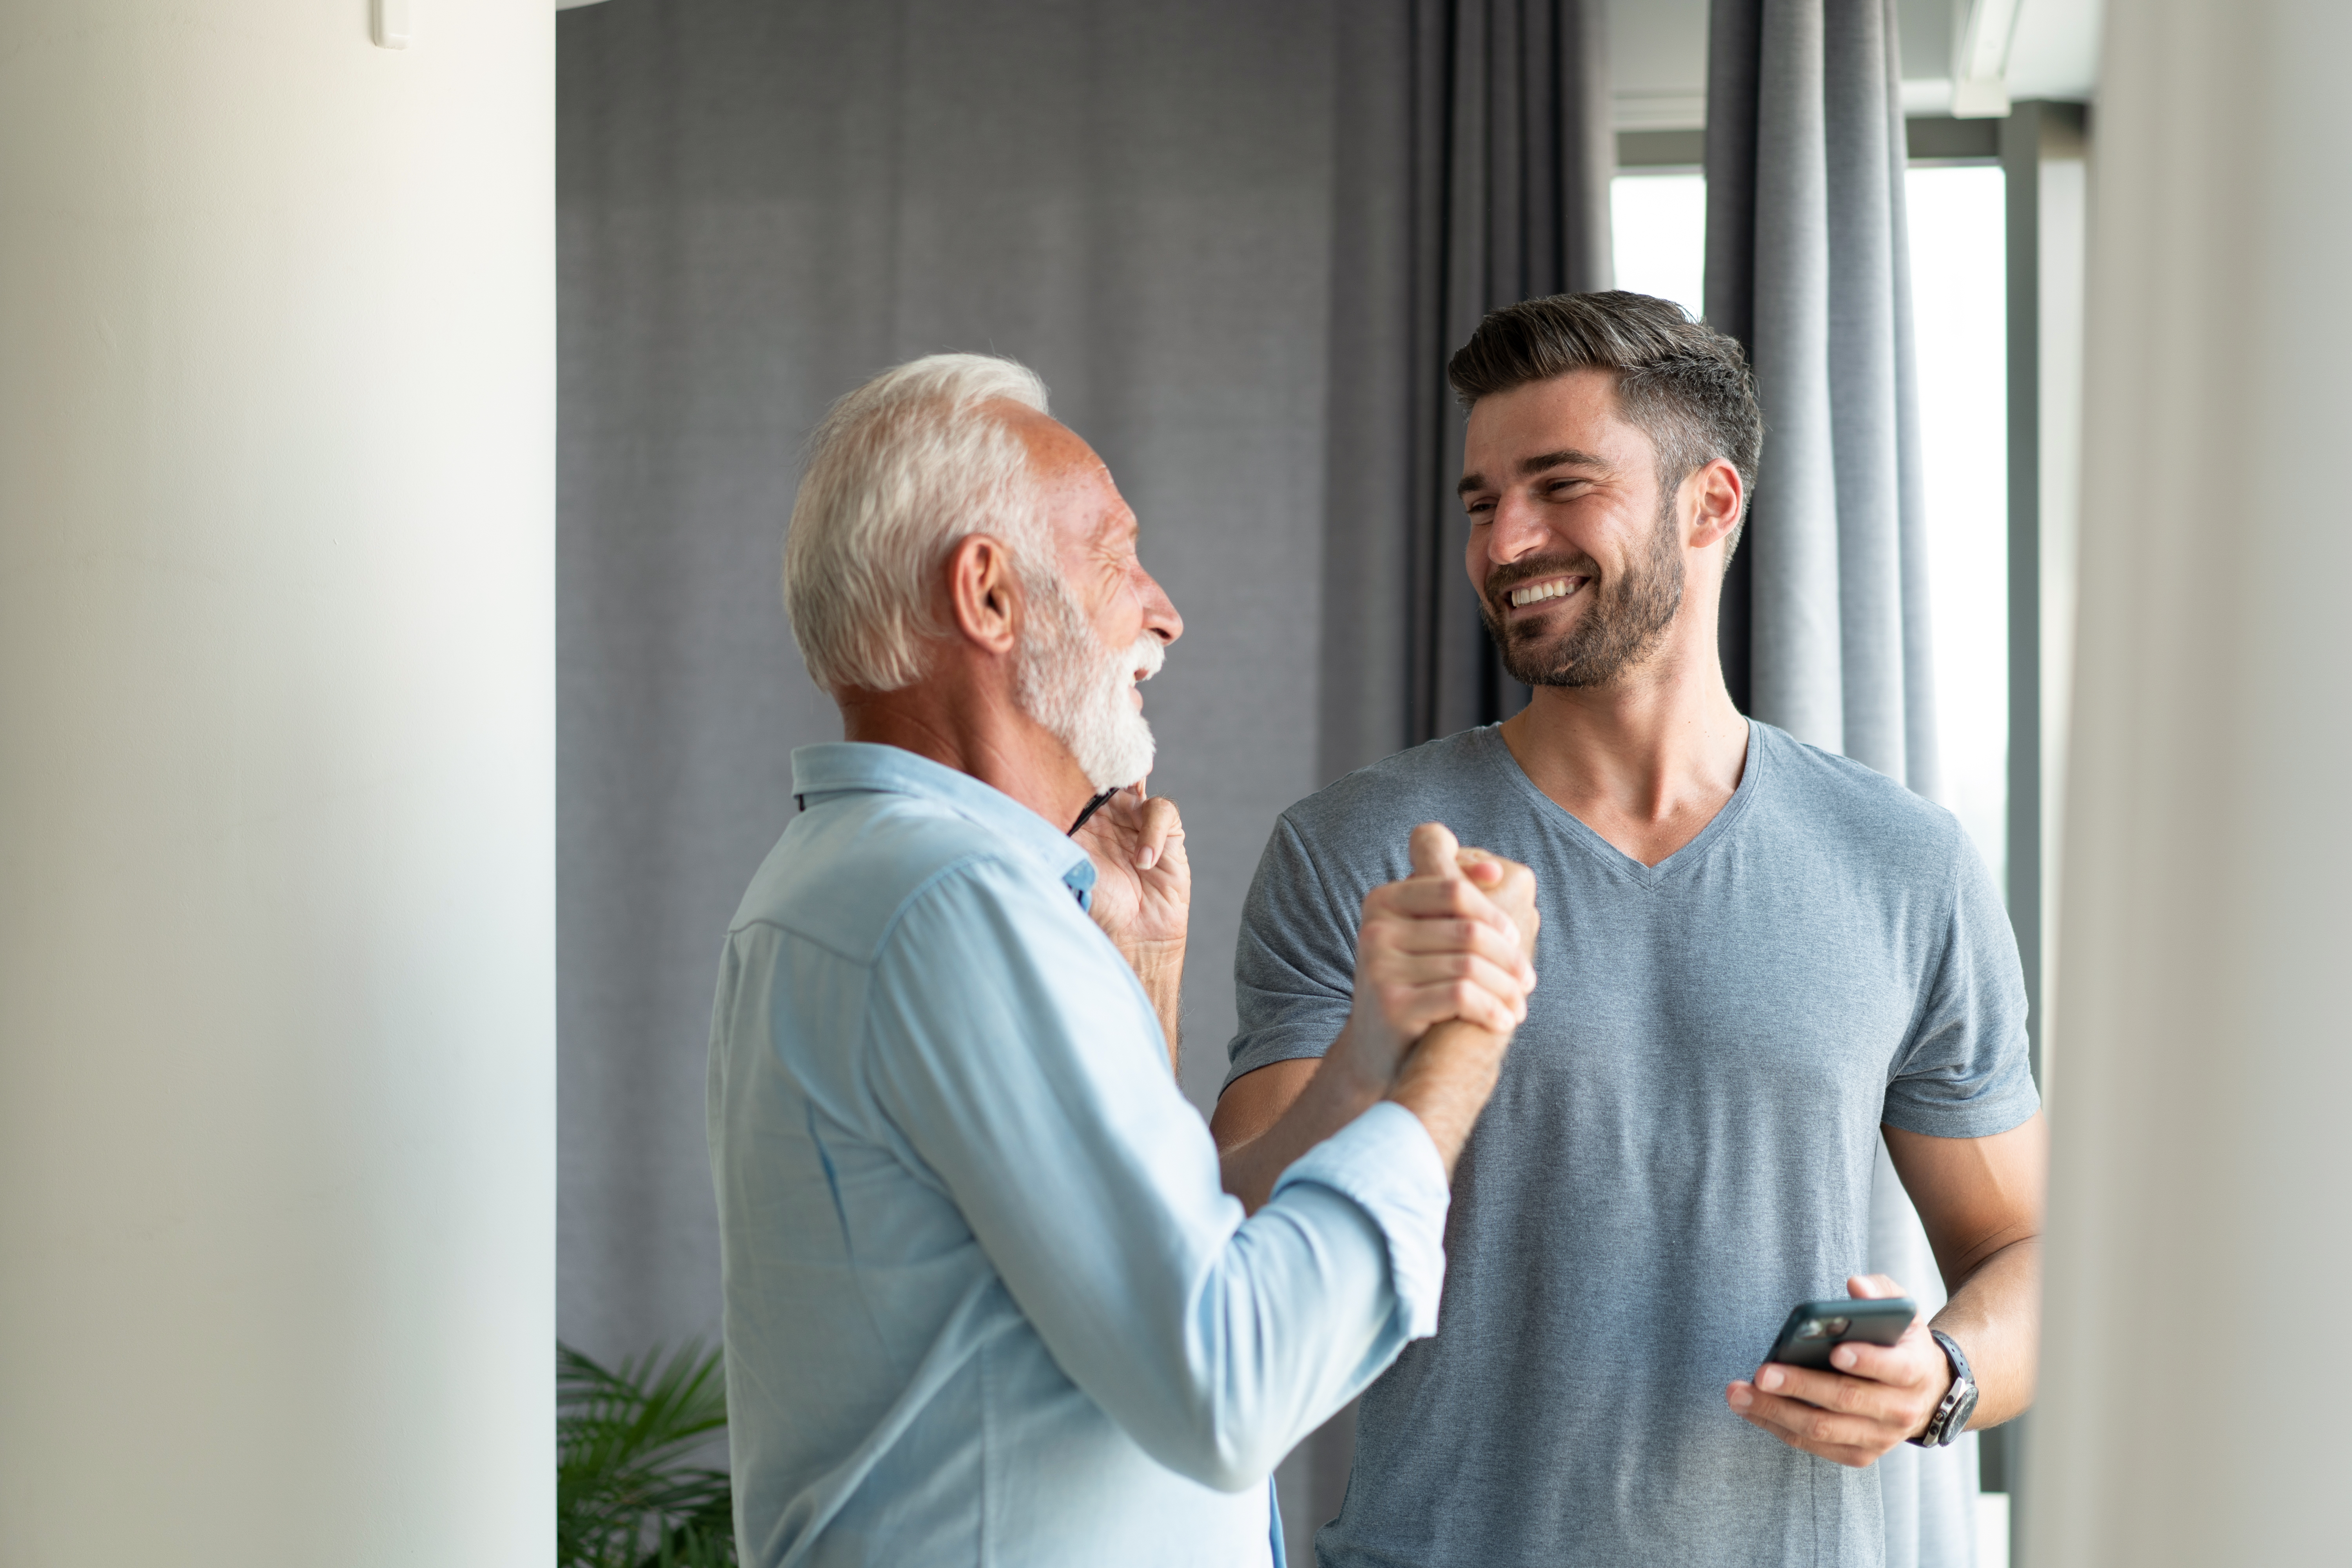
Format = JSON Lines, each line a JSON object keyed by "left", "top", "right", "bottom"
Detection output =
{"left": 790, "top": 742, "right": 1099, "bottom": 905}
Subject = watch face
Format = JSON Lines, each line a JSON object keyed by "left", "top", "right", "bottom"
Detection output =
{"left": 1950, "top": 1381, "right": 1980, "bottom": 1437}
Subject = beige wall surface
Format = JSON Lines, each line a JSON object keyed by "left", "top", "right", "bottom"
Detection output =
{"left": 0, "top": 4, "right": 555, "bottom": 1563}
{"left": 2030, "top": 0, "right": 2352, "bottom": 1560}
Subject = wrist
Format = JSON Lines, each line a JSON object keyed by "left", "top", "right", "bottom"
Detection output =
{"left": 1314, "top": 1025, "right": 1393, "bottom": 1109}
{"left": 1327, "top": 1012, "right": 1406, "bottom": 1093}
{"left": 1121, "top": 936, "right": 1185, "bottom": 976}
{"left": 1907, "top": 1328, "right": 1979, "bottom": 1447}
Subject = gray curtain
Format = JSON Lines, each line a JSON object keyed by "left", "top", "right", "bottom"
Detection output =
{"left": 557, "top": 2, "right": 1607, "bottom": 1558}
{"left": 1705, "top": 3, "right": 1972, "bottom": 1566}
{"left": 1404, "top": 0, "right": 1615, "bottom": 742}
{"left": 1323, "top": 0, "right": 1613, "bottom": 780}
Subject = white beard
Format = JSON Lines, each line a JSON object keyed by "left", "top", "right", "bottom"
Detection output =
{"left": 1014, "top": 571, "right": 1163, "bottom": 793}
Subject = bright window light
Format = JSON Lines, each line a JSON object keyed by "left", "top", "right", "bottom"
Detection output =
{"left": 1610, "top": 172, "right": 1706, "bottom": 319}
{"left": 1907, "top": 165, "right": 2009, "bottom": 887}
{"left": 1608, "top": 164, "right": 2011, "bottom": 885}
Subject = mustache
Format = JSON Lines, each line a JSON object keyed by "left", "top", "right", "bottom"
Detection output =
{"left": 1124, "top": 633, "right": 1166, "bottom": 682}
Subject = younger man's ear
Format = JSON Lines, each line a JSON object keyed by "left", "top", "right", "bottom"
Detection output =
{"left": 1685, "top": 459, "right": 1744, "bottom": 550}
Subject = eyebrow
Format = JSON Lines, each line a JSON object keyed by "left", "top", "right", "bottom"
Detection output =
{"left": 1455, "top": 447, "right": 1614, "bottom": 497}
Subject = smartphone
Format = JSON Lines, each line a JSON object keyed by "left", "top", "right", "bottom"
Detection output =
{"left": 1761, "top": 1297, "right": 1917, "bottom": 1371}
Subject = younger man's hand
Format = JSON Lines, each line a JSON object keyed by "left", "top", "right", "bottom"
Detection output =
{"left": 1726, "top": 1274, "right": 1953, "bottom": 1468}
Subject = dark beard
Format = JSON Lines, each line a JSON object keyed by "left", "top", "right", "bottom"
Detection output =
{"left": 1477, "top": 498, "right": 1686, "bottom": 688}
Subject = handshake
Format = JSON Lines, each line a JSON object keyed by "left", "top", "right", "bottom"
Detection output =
{"left": 1199, "top": 820, "right": 1541, "bottom": 1209}
{"left": 1349, "top": 822, "right": 1541, "bottom": 1174}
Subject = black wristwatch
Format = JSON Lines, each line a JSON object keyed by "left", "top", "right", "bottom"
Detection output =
{"left": 1908, "top": 1328, "right": 1979, "bottom": 1448}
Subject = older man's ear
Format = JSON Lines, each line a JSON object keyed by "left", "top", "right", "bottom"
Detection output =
{"left": 944, "top": 532, "right": 1023, "bottom": 657}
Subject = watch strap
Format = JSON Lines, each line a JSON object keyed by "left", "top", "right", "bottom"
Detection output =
{"left": 1908, "top": 1329, "right": 1976, "bottom": 1448}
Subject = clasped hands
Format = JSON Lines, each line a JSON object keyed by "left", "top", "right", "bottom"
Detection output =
{"left": 1340, "top": 822, "right": 1541, "bottom": 1082}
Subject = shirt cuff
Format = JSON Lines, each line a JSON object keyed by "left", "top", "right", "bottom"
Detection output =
{"left": 1270, "top": 1100, "right": 1450, "bottom": 1340}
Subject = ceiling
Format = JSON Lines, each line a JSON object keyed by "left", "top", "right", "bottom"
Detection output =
{"left": 1609, "top": 0, "right": 2103, "bottom": 129}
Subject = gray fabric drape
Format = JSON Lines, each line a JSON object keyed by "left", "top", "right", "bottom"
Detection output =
{"left": 1705, "top": 0, "right": 1936, "bottom": 786}
{"left": 1706, "top": 4, "right": 1971, "bottom": 1566}
{"left": 1406, "top": 0, "right": 1615, "bottom": 742}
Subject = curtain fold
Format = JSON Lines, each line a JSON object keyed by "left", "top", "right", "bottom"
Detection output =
{"left": 1405, "top": 0, "right": 1614, "bottom": 745}
{"left": 1706, "top": 4, "right": 1968, "bottom": 1566}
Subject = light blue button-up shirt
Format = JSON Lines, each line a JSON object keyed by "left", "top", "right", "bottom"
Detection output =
{"left": 707, "top": 743, "right": 1449, "bottom": 1568}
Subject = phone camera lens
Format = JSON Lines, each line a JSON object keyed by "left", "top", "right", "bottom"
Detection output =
{"left": 1795, "top": 1319, "right": 1827, "bottom": 1340}
{"left": 1823, "top": 1317, "right": 1851, "bottom": 1337}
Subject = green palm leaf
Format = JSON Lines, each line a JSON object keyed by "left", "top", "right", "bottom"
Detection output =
{"left": 557, "top": 1340, "right": 737, "bottom": 1568}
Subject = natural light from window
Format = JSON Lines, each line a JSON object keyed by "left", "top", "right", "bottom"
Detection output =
{"left": 1610, "top": 164, "right": 2009, "bottom": 887}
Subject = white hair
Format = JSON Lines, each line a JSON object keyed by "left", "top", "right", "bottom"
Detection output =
{"left": 783, "top": 353, "right": 1051, "bottom": 693}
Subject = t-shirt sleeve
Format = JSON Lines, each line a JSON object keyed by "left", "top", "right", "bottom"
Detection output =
{"left": 1881, "top": 828, "right": 2042, "bottom": 1138}
{"left": 1225, "top": 815, "right": 1364, "bottom": 1087}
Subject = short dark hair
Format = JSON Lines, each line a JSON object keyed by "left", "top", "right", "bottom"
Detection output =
{"left": 1447, "top": 291, "right": 1762, "bottom": 548}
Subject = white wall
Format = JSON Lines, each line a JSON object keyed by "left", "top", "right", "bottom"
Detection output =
{"left": 2028, "top": 0, "right": 2352, "bottom": 1559}
{"left": 0, "top": 4, "right": 554, "bottom": 1563}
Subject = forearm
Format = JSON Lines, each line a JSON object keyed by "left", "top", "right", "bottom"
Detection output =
{"left": 1383, "top": 1018, "right": 1509, "bottom": 1175}
{"left": 1931, "top": 1235, "right": 2040, "bottom": 1429}
{"left": 1218, "top": 1042, "right": 1387, "bottom": 1213}
{"left": 1125, "top": 942, "right": 1184, "bottom": 1076}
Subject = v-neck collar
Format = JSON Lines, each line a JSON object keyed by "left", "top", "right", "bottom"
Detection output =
{"left": 1477, "top": 718, "right": 1764, "bottom": 889}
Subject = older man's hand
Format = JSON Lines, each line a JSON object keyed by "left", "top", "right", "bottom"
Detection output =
{"left": 1077, "top": 783, "right": 1189, "bottom": 1062}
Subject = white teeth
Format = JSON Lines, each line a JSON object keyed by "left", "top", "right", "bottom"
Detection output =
{"left": 1510, "top": 579, "right": 1575, "bottom": 607}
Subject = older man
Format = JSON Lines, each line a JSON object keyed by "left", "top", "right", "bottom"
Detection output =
{"left": 1214, "top": 295, "right": 2045, "bottom": 1566}
{"left": 707, "top": 354, "right": 1540, "bottom": 1567}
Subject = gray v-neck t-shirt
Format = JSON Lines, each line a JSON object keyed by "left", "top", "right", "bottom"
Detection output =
{"left": 1226, "top": 720, "right": 2036, "bottom": 1567}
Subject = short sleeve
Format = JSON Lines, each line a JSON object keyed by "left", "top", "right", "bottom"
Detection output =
{"left": 1881, "top": 832, "right": 2042, "bottom": 1139}
{"left": 1226, "top": 815, "right": 1364, "bottom": 1087}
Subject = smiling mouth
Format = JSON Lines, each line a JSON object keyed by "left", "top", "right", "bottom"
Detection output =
{"left": 1504, "top": 575, "right": 1586, "bottom": 610}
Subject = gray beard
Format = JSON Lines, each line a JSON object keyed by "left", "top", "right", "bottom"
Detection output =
{"left": 1013, "top": 570, "right": 1161, "bottom": 792}
{"left": 1479, "top": 499, "right": 1686, "bottom": 688}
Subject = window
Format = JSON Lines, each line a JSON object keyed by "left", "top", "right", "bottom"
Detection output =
{"left": 1610, "top": 162, "right": 2010, "bottom": 885}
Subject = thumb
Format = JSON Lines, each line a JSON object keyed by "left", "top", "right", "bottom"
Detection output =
{"left": 1847, "top": 1274, "right": 1906, "bottom": 1301}
{"left": 1409, "top": 822, "right": 1463, "bottom": 880}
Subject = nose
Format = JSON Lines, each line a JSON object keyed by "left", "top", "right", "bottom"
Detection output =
{"left": 1138, "top": 567, "right": 1183, "bottom": 646}
{"left": 1486, "top": 490, "right": 1553, "bottom": 565}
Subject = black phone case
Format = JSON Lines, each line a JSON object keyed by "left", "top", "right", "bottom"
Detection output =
{"left": 1762, "top": 1298, "right": 1917, "bottom": 1370}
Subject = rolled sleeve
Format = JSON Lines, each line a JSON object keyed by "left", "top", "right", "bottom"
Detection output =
{"left": 1270, "top": 1100, "right": 1450, "bottom": 1341}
